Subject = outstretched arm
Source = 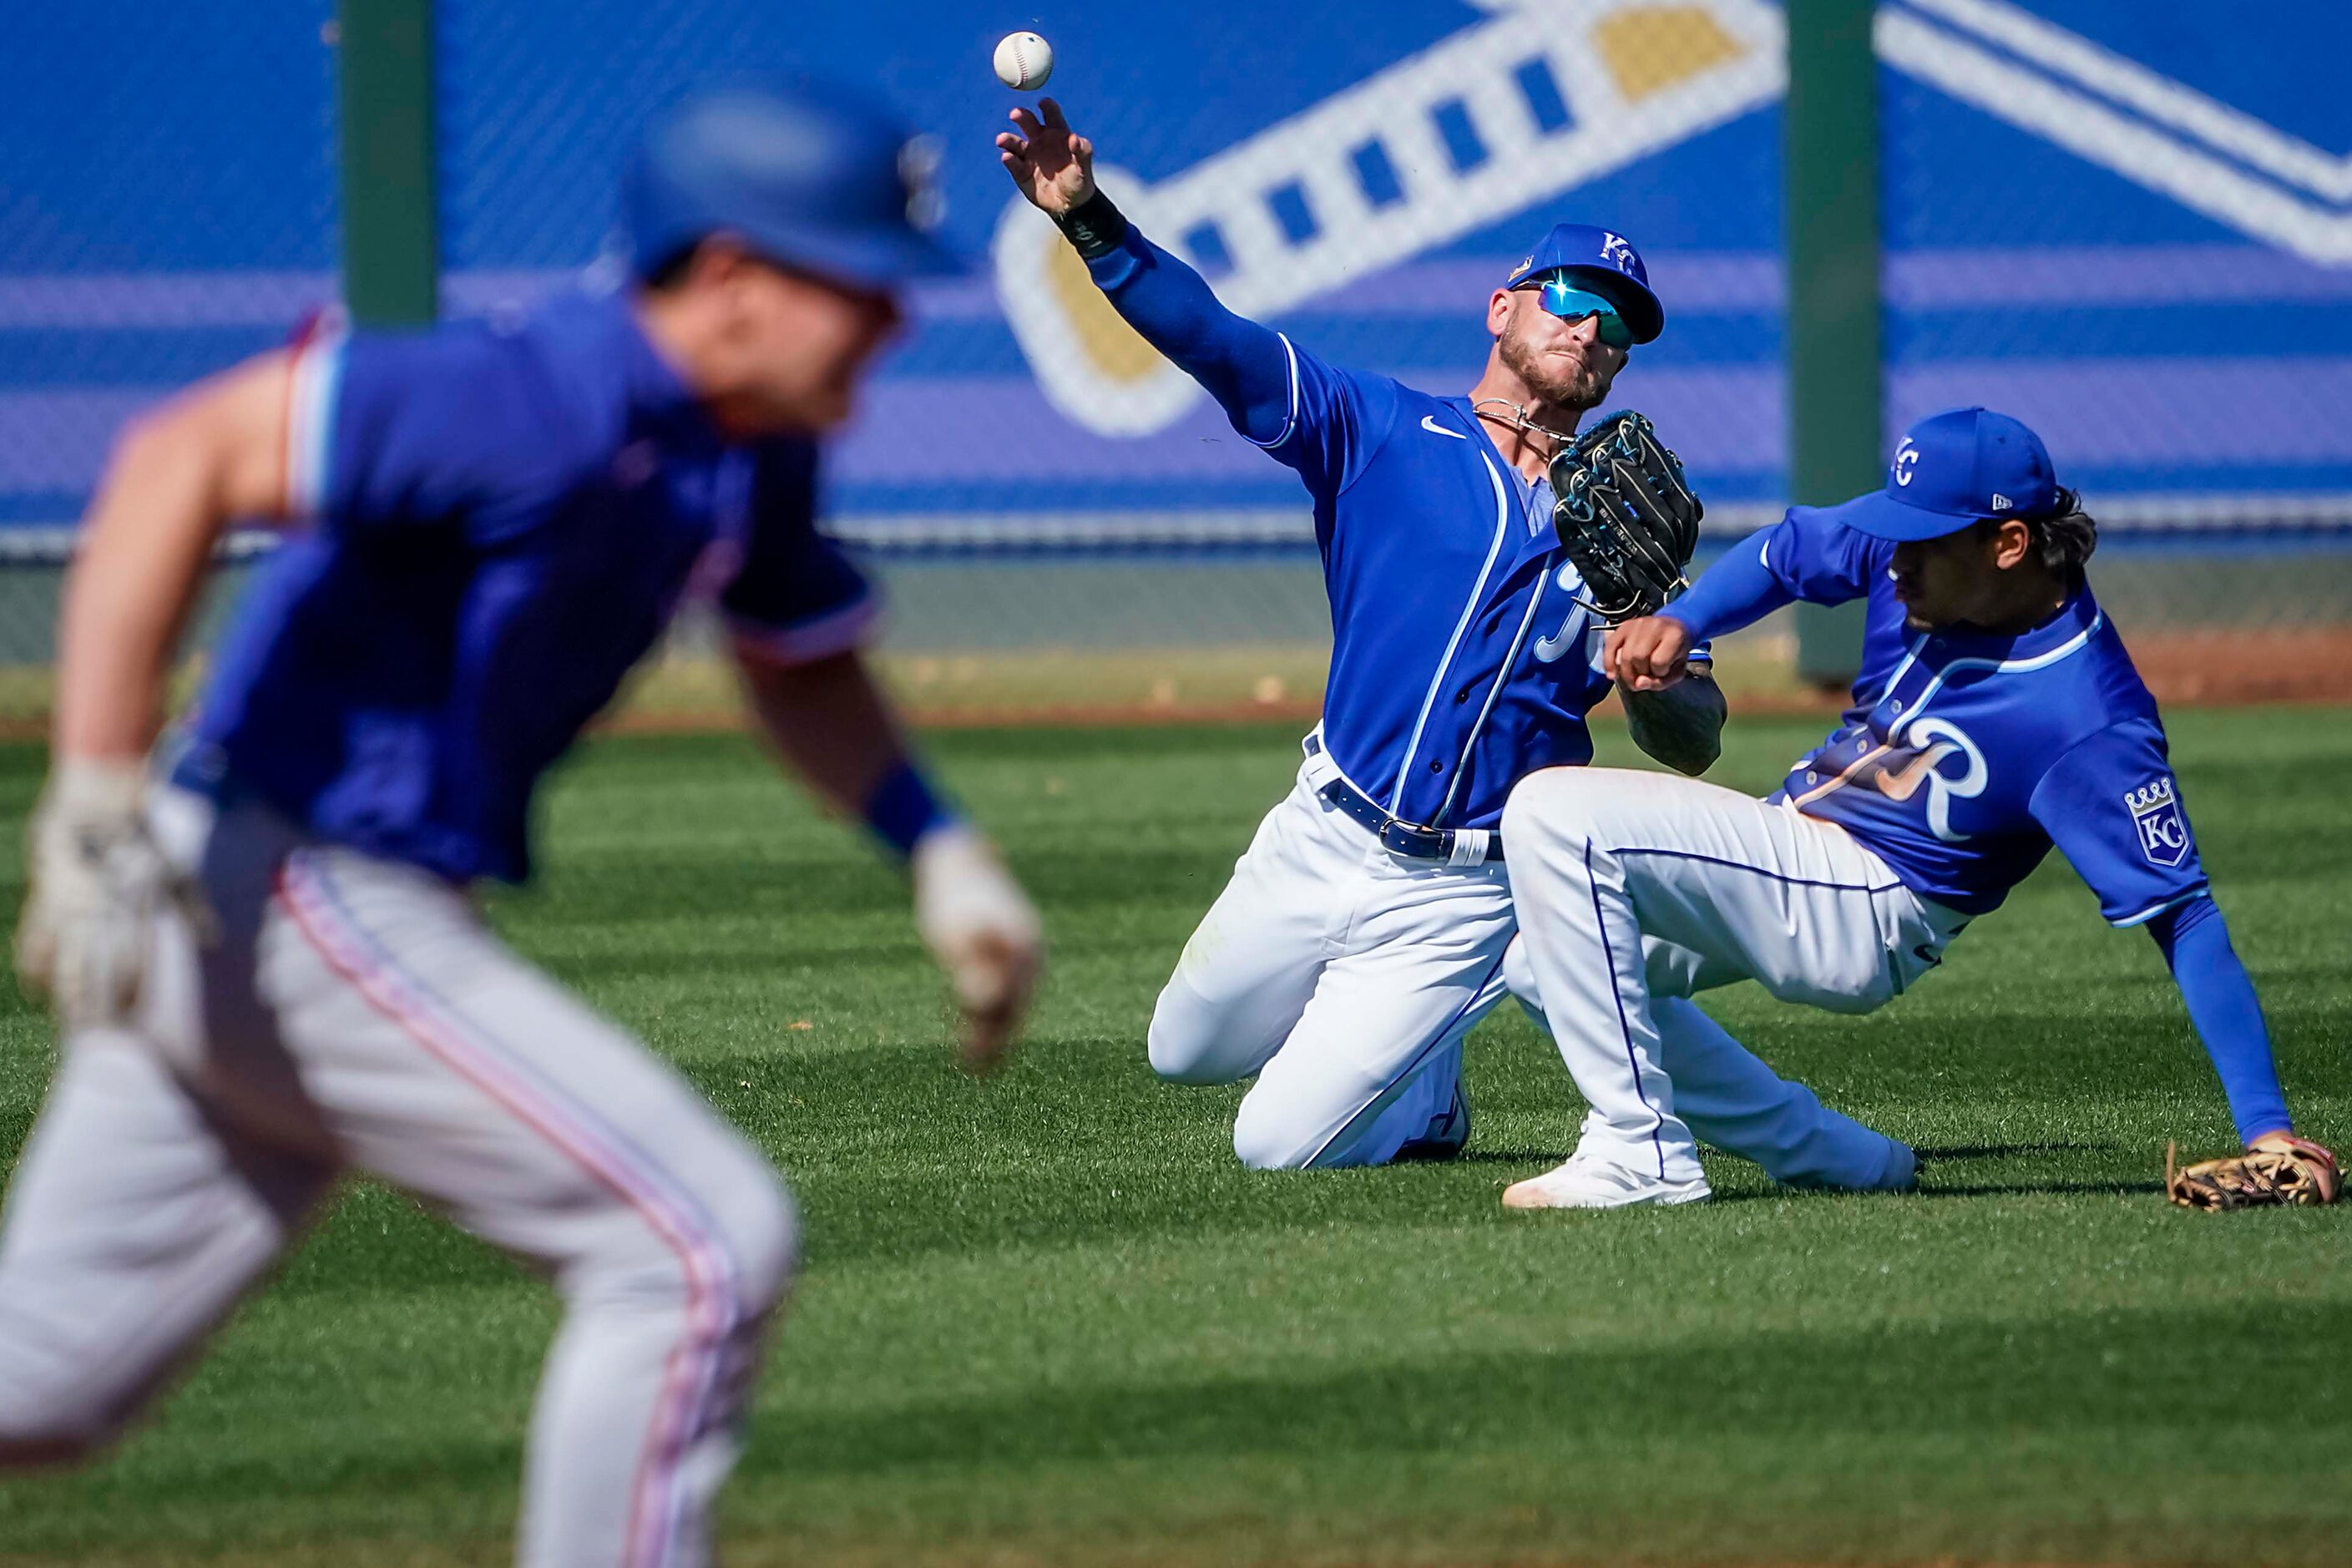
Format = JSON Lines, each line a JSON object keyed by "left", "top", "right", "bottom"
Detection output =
{"left": 2147, "top": 897, "right": 2294, "bottom": 1144}
{"left": 996, "top": 99, "right": 1292, "bottom": 443}
{"left": 1610, "top": 508, "right": 1895, "bottom": 690}
{"left": 734, "top": 647, "right": 1040, "bottom": 1071}
{"left": 2030, "top": 721, "right": 2314, "bottom": 1152}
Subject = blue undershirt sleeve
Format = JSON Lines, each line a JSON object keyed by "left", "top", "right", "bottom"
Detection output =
{"left": 2147, "top": 896, "right": 2294, "bottom": 1141}
{"left": 1085, "top": 226, "right": 1295, "bottom": 444}
{"left": 1659, "top": 508, "right": 1890, "bottom": 641}
{"left": 1085, "top": 225, "right": 1392, "bottom": 494}
{"left": 1658, "top": 527, "right": 1794, "bottom": 641}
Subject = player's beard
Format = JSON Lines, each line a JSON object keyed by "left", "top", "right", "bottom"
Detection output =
{"left": 1498, "top": 314, "right": 1616, "bottom": 416}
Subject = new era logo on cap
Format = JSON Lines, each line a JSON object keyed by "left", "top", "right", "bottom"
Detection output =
{"left": 1990, "top": 493, "right": 2012, "bottom": 512}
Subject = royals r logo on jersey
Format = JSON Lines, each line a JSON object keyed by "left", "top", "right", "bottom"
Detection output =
{"left": 2127, "top": 776, "right": 2190, "bottom": 867}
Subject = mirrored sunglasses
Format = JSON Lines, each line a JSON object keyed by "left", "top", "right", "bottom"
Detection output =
{"left": 1529, "top": 277, "right": 1635, "bottom": 350}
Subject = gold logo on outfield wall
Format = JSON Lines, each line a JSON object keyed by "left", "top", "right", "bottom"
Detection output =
{"left": 1595, "top": 6, "right": 1743, "bottom": 101}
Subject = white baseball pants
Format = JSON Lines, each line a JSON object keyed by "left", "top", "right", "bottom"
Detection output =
{"left": 1148, "top": 761, "right": 1915, "bottom": 1183}
{"left": 1501, "top": 766, "right": 1969, "bottom": 1183}
{"left": 1148, "top": 763, "right": 1518, "bottom": 1168}
{"left": 0, "top": 787, "right": 795, "bottom": 1568}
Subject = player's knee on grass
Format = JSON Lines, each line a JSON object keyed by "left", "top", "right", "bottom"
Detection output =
{"left": 1231, "top": 1103, "right": 1319, "bottom": 1170}
{"left": 1230, "top": 1080, "right": 1362, "bottom": 1171}
{"left": 1146, "top": 978, "right": 1252, "bottom": 1085}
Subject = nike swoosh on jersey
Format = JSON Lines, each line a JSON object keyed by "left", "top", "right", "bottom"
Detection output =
{"left": 1420, "top": 414, "right": 1467, "bottom": 439}
{"left": 1872, "top": 741, "right": 1960, "bottom": 803}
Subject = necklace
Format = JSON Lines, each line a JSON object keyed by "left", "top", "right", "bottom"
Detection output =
{"left": 1471, "top": 397, "right": 1578, "bottom": 464}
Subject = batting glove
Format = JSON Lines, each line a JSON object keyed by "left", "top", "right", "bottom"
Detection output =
{"left": 911, "top": 822, "right": 1042, "bottom": 1072}
{"left": 14, "top": 757, "right": 194, "bottom": 1029}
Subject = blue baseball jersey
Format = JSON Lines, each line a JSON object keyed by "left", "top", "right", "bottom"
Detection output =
{"left": 1259, "top": 345, "right": 1628, "bottom": 831}
{"left": 1722, "top": 509, "right": 2204, "bottom": 921}
{"left": 1086, "top": 227, "right": 1703, "bottom": 834}
{"left": 177, "top": 288, "right": 877, "bottom": 883}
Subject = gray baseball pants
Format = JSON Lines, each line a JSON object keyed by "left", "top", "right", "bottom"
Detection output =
{"left": 0, "top": 786, "right": 797, "bottom": 1568}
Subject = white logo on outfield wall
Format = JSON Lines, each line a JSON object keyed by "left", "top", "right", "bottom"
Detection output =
{"left": 991, "top": 0, "right": 1787, "bottom": 438}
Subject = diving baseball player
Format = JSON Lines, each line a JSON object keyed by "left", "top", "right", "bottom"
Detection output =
{"left": 999, "top": 99, "right": 1913, "bottom": 1189}
{"left": 0, "top": 81, "right": 1042, "bottom": 1567}
{"left": 1499, "top": 407, "right": 2336, "bottom": 1207}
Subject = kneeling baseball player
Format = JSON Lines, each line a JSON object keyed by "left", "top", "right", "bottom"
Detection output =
{"left": 1500, "top": 407, "right": 2337, "bottom": 1209}
{"left": 999, "top": 100, "right": 1915, "bottom": 1188}
{"left": 0, "top": 81, "right": 1041, "bottom": 1565}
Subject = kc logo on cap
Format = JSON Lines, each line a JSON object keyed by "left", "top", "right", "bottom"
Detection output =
{"left": 1823, "top": 407, "right": 2065, "bottom": 543}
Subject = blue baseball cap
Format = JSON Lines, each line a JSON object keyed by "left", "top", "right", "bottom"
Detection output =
{"left": 1503, "top": 223, "right": 1663, "bottom": 344}
{"left": 1820, "top": 407, "right": 2064, "bottom": 542}
{"left": 625, "top": 78, "right": 960, "bottom": 291}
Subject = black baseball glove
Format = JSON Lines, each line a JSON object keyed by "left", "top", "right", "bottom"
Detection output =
{"left": 1548, "top": 410, "right": 1703, "bottom": 624}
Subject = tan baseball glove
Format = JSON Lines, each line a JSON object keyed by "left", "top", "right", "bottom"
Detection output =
{"left": 2165, "top": 1132, "right": 2340, "bottom": 1211}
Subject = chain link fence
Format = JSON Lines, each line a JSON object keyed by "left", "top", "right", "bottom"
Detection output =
{"left": 0, "top": 0, "right": 337, "bottom": 731}
{"left": 1877, "top": 0, "right": 2352, "bottom": 681}
{"left": 4, "top": 0, "right": 2349, "bottom": 733}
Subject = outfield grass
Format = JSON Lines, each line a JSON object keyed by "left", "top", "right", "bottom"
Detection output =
{"left": 0, "top": 709, "right": 2348, "bottom": 1565}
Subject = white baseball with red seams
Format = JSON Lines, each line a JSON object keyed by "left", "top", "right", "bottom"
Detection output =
{"left": 993, "top": 32, "right": 1053, "bottom": 89}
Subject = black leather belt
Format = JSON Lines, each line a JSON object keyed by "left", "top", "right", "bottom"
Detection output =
{"left": 1306, "top": 738, "right": 1503, "bottom": 865}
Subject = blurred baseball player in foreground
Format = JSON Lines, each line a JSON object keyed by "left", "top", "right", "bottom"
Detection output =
{"left": 0, "top": 79, "right": 1040, "bottom": 1565}
{"left": 1500, "top": 407, "right": 2336, "bottom": 1208}
{"left": 1000, "top": 99, "right": 1914, "bottom": 1190}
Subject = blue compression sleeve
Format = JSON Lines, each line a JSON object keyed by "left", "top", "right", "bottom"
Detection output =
{"left": 2147, "top": 896, "right": 2293, "bottom": 1141}
{"left": 862, "top": 759, "right": 956, "bottom": 859}
{"left": 1658, "top": 532, "right": 1798, "bottom": 641}
{"left": 1085, "top": 225, "right": 1295, "bottom": 444}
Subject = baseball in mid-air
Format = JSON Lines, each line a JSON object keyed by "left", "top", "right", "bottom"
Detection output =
{"left": 993, "top": 31, "right": 1054, "bottom": 90}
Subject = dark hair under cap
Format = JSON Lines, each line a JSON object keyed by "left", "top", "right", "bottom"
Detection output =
{"left": 2020, "top": 488, "right": 2098, "bottom": 575}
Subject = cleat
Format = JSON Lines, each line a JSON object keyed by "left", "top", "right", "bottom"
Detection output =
{"left": 1502, "top": 1151, "right": 1709, "bottom": 1210}
{"left": 1393, "top": 1082, "right": 1470, "bottom": 1163}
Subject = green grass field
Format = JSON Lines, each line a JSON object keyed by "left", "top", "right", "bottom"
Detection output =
{"left": 0, "top": 709, "right": 2348, "bottom": 1566}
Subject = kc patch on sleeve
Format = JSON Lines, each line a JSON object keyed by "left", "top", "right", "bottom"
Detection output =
{"left": 2126, "top": 777, "right": 2190, "bottom": 867}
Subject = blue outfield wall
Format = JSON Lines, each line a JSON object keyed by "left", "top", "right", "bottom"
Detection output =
{"left": 2, "top": 0, "right": 2348, "bottom": 539}
{"left": 0, "top": 1, "right": 340, "bottom": 526}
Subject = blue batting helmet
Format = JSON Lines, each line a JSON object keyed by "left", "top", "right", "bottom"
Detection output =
{"left": 625, "top": 78, "right": 959, "bottom": 290}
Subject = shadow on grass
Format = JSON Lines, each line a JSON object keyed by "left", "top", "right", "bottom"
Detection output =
{"left": 1911, "top": 1141, "right": 2106, "bottom": 1160}
{"left": 745, "top": 1301, "right": 2352, "bottom": 1479}
{"left": 1910, "top": 1179, "right": 2167, "bottom": 1198}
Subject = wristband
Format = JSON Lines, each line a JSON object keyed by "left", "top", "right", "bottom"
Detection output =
{"left": 862, "top": 759, "right": 956, "bottom": 858}
{"left": 1052, "top": 189, "right": 1130, "bottom": 260}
